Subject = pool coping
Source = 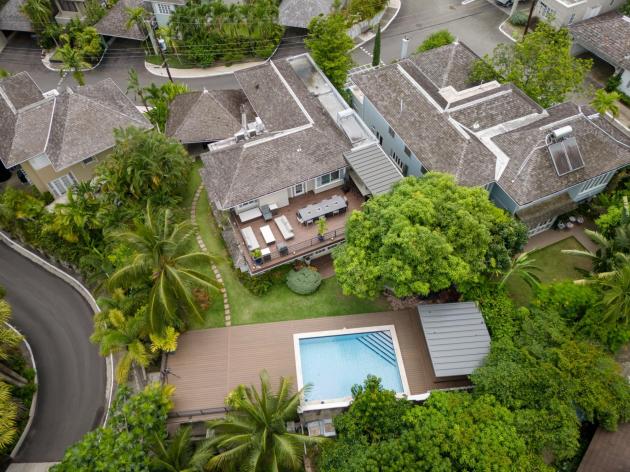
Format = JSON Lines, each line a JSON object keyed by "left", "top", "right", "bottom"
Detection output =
{"left": 293, "top": 324, "right": 411, "bottom": 412}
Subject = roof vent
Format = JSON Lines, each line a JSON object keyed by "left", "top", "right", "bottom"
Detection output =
{"left": 546, "top": 126, "right": 584, "bottom": 176}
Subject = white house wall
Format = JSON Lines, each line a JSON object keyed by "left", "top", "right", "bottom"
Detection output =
{"left": 536, "top": 0, "right": 625, "bottom": 26}
{"left": 258, "top": 188, "right": 290, "bottom": 208}
{"left": 620, "top": 69, "right": 630, "bottom": 95}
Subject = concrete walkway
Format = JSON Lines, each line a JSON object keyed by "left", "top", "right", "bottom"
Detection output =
{"left": 524, "top": 221, "right": 598, "bottom": 254}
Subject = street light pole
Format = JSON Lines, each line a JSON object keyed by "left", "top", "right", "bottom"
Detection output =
{"left": 523, "top": 0, "right": 538, "bottom": 36}
{"left": 158, "top": 38, "right": 173, "bottom": 83}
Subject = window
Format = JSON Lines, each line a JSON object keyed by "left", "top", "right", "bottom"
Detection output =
{"left": 82, "top": 157, "right": 95, "bottom": 166}
{"left": 294, "top": 182, "right": 305, "bottom": 196}
{"left": 29, "top": 154, "right": 51, "bottom": 170}
{"left": 57, "top": 0, "right": 79, "bottom": 12}
{"left": 403, "top": 146, "right": 411, "bottom": 157}
{"left": 374, "top": 129, "right": 383, "bottom": 146}
{"left": 389, "top": 151, "right": 404, "bottom": 171}
{"left": 156, "top": 3, "right": 171, "bottom": 14}
{"left": 315, "top": 169, "right": 345, "bottom": 188}
{"left": 48, "top": 173, "right": 77, "bottom": 198}
{"left": 388, "top": 126, "right": 395, "bottom": 138}
{"left": 237, "top": 198, "right": 258, "bottom": 209}
{"left": 579, "top": 172, "right": 610, "bottom": 195}
{"left": 538, "top": 1, "right": 555, "bottom": 19}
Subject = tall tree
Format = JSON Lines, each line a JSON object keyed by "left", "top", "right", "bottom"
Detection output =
{"left": 204, "top": 371, "right": 327, "bottom": 471}
{"left": 108, "top": 203, "right": 219, "bottom": 334}
{"left": 333, "top": 173, "right": 527, "bottom": 299}
{"left": 57, "top": 42, "right": 90, "bottom": 86}
{"left": 371, "top": 24, "right": 381, "bottom": 67}
{"left": 469, "top": 20, "right": 592, "bottom": 107}
{"left": 499, "top": 251, "right": 541, "bottom": 290}
{"left": 591, "top": 89, "right": 620, "bottom": 118}
{"left": 305, "top": 12, "right": 354, "bottom": 90}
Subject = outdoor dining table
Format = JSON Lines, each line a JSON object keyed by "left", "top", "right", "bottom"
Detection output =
{"left": 297, "top": 195, "right": 346, "bottom": 224}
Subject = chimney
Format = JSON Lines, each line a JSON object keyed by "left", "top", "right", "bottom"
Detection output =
{"left": 400, "top": 37, "right": 409, "bottom": 59}
{"left": 240, "top": 104, "right": 247, "bottom": 134}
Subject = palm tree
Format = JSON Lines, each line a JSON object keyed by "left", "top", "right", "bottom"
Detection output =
{"left": 0, "top": 381, "right": 18, "bottom": 450}
{"left": 498, "top": 251, "right": 541, "bottom": 290}
{"left": 591, "top": 89, "right": 620, "bottom": 118}
{"left": 126, "top": 6, "right": 158, "bottom": 55}
{"left": 58, "top": 43, "right": 90, "bottom": 86}
{"left": 205, "top": 371, "right": 327, "bottom": 472}
{"left": 20, "top": 0, "right": 52, "bottom": 32}
{"left": 151, "top": 426, "right": 213, "bottom": 472}
{"left": 596, "top": 263, "right": 630, "bottom": 327}
{"left": 157, "top": 25, "right": 180, "bottom": 59}
{"left": 108, "top": 203, "right": 220, "bottom": 334}
{"left": 562, "top": 227, "right": 630, "bottom": 273}
{"left": 127, "top": 68, "right": 149, "bottom": 111}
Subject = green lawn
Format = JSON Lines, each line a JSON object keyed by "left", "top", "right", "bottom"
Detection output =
{"left": 189, "top": 167, "right": 389, "bottom": 327}
{"left": 506, "top": 237, "right": 593, "bottom": 306}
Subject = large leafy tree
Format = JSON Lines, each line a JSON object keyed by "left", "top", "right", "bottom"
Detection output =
{"left": 333, "top": 173, "right": 526, "bottom": 298}
{"left": 108, "top": 203, "right": 219, "bottom": 334}
{"left": 469, "top": 20, "right": 592, "bottom": 107}
{"left": 305, "top": 11, "right": 354, "bottom": 90}
{"left": 51, "top": 384, "right": 174, "bottom": 471}
{"left": 97, "top": 127, "right": 190, "bottom": 207}
{"left": 471, "top": 307, "right": 630, "bottom": 461}
{"left": 205, "top": 371, "right": 326, "bottom": 471}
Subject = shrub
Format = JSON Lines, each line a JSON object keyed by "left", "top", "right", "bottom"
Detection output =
{"left": 286, "top": 268, "right": 322, "bottom": 295}
{"left": 621, "top": 0, "right": 630, "bottom": 16}
{"left": 236, "top": 270, "right": 273, "bottom": 296}
{"left": 509, "top": 10, "right": 528, "bottom": 26}
{"left": 346, "top": 0, "right": 387, "bottom": 23}
{"left": 605, "top": 73, "right": 622, "bottom": 92}
{"left": 417, "top": 30, "right": 455, "bottom": 52}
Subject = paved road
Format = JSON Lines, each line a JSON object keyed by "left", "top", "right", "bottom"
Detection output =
{"left": 353, "top": 0, "right": 509, "bottom": 65}
{"left": 0, "top": 242, "right": 106, "bottom": 463}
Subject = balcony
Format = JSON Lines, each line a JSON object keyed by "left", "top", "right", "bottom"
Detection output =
{"left": 231, "top": 184, "right": 365, "bottom": 274}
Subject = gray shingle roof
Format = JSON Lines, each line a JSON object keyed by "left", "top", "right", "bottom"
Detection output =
{"left": 200, "top": 58, "right": 352, "bottom": 209}
{"left": 570, "top": 11, "right": 630, "bottom": 69}
{"left": 417, "top": 302, "right": 490, "bottom": 378}
{"left": 495, "top": 105, "right": 630, "bottom": 206}
{"left": 0, "top": 0, "right": 33, "bottom": 32}
{"left": 407, "top": 42, "right": 479, "bottom": 91}
{"left": 94, "top": 0, "right": 148, "bottom": 40}
{"left": 278, "top": 0, "right": 336, "bottom": 28}
{"left": 0, "top": 76, "right": 152, "bottom": 171}
{"left": 165, "top": 89, "right": 254, "bottom": 144}
{"left": 0, "top": 71, "right": 43, "bottom": 109}
{"left": 352, "top": 63, "right": 496, "bottom": 187}
{"left": 516, "top": 193, "right": 577, "bottom": 226}
{"left": 344, "top": 143, "right": 403, "bottom": 196}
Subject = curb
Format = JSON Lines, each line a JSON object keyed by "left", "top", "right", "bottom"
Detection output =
{"left": 42, "top": 45, "right": 109, "bottom": 73}
{"left": 350, "top": 0, "right": 402, "bottom": 52}
{"left": 498, "top": 17, "right": 517, "bottom": 43}
{"left": 6, "top": 322, "right": 37, "bottom": 460}
{"left": 0, "top": 231, "right": 115, "bottom": 425}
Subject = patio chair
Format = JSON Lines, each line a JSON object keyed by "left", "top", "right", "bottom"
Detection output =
{"left": 261, "top": 205, "right": 272, "bottom": 222}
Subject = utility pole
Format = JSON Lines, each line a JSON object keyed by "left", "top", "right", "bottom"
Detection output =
{"left": 523, "top": 0, "right": 538, "bottom": 36}
{"left": 158, "top": 38, "right": 173, "bottom": 83}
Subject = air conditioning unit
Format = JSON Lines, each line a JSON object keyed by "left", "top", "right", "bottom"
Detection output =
{"left": 234, "top": 130, "right": 246, "bottom": 142}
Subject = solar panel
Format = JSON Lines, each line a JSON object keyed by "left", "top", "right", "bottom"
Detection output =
{"left": 548, "top": 137, "right": 584, "bottom": 176}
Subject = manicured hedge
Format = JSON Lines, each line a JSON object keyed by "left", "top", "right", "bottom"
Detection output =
{"left": 286, "top": 268, "right": 322, "bottom": 295}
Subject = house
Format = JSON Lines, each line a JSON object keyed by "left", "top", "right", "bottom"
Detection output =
{"left": 349, "top": 42, "right": 630, "bottom": 235}
{"left": 0, "top": 72, "right": 152, "bottom": 197}
{"left": 534, "top": 0, "right": 626, "bottom": 26}
{"left": 199, "top": 53, "right": 402, "bottom": 274}
{"left": 53, "top": 0, "right": 89, "bottom": 25}
{"left": 148, "top": 0, "right": 239, "bottom": 27}
{"left": 94, "top": 0, "right": 148, "bottom": 42}
{"left": 569, "top": 10, "right": 630, "bottom": 95}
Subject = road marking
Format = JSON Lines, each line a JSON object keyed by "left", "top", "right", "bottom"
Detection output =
{"left": 462, "top": 0, "right": 477, "bottom": 4}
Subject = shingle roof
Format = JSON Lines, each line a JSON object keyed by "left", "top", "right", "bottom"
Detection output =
{"left": 570, "top": 11, "right": 630, "bottom": 69}
{"left": 352, "top": 63, "right": 496, "bottom": 187}
{"left": 200, "top": 58, "right": 353, "bottom": 209}
{"left": 495, "top": 106, "right": 630, "bottom": 206}
{"left": 0, "top": 76, "right": 152, "bottom": 171}
{"left": 0, "top": 0, "right": 33, "bottom": 32}
{"left": 165, "top": 89, "right": 254, "bottom": 144}
{"left": 278, "top": 0, "right": 336, "bottom": 28}
{"left": 407, "top": 42, "right": 479, "bottom": 91}
{"left": 94, "top": 0, "right": 148, "bottom": 40}
{"left": 0, "top": 71, "right": 43, "bottom": 109}
{"left": 417, "top": 302, "right": 491, "bottom": 378}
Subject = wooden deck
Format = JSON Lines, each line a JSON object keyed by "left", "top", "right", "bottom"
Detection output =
{"left": 165, "top": 310, "right": 469, "bottom": 418}
{"left": 231, "top": 185, "right": 365, "bottom": 273}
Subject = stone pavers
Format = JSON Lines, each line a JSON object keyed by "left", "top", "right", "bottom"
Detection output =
{"left": 191, "top": 185, "right": 231, "bottom": 327}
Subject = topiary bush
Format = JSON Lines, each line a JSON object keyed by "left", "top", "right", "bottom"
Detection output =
{"left": 509, "top": 10, "right": 528, "bottom": 26}
{"left": 286, "top": 268, "right": 322, "bottom": 295}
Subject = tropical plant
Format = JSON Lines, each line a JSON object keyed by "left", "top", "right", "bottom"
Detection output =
{"left": 108, "top": 203, "right": 220, "bottom": 334}
{"left": 143, "top": 82, "right": 190, "bottom": 132}
{"left": 346, "top": 0, "right": 387, "bottom": 22}
{"left": 596, "top": 263, "right": 630, "bottom": 327}
{"left": 0, "top": 300, "right": 23, "bottom": 363}
{"left": 0, "top": 187, "right": 45, "bottom": 241}
{"left": 416, "top": 29, "right": 455, "bottom": 52}
{"left": 151, "top": 425, "right": 212, "bottom": 472}
{"left": 306, "top": 11, "right": 354, "bottom": 90}
{"left": 0, "top": 69, "right": 10, "bottom": 78}
{"left": 205, "top": 371, "right": 327, "bottom": 471}
{"left": 469, "top": 20, "right": 592, "bottom": 107}
{"left": 124, "top": 5, "right": 148, "bottom": 34}
{"left": 52, "top": 384, "right": 175, "bottom": 471}
{"left": 57, "top": 42, "right": 90, "bottom": 86}
{"left": 499, "top": 251, "right": 541, "bottom": 289}
{"left": 562, "top": 226, "right": 630, "bottom": 273}
{"left": 621, "top": 0, "right": 630, "bottom": 15}
{"left": 333, "top": 173, "right": 526, "bottom": 299}
{"left": 20, "top": 0, "right": 52, "bottom": 33}
{"left": 126, "top": 68, "right": 149, "bottom": 111}
{"left": 45, "top": 182, "right": 102, "bottom": 246}
{"left": 0, "top": 381, "right": 18, "bottom": 450}
{"left": 591, "top": 88, "right": 620, "bottom": 118}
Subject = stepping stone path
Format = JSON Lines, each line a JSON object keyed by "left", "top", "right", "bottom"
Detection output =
{"left": 191, "top": 185, "right": 231, "bottom": 327}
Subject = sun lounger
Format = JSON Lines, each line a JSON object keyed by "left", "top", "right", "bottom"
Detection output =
{"left": 260, "top": 225, "right": 275, "bottom": 244}
{"left": 274, "top": 215, "right": 294, "bottom": 240}
{"left": 240, "top": 226, "right": 260, "bottom": 251}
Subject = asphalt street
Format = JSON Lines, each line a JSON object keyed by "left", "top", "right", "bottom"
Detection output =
{"left": 0, "top": 242, "right": 106, "bottom": 463}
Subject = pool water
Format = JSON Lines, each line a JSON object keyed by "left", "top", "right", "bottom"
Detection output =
{"left": 299, "top": 330, "right": 404, "bottom": 403}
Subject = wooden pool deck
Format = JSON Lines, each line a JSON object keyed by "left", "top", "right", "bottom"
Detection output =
{"left": 165, "top": 310, "right": 470, "bottom": 420}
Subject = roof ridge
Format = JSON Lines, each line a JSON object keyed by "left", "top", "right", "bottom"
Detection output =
{"left": 77, "top": 79, "right": 149, "bottom": 124}
{"left": 173, "top": 91, "right": 203, "bottom": 137}
{"left": 440, "top": 43, "right": 458, "bottom": 88}
{"left": 223, "top": 146, "right": 247, "bottom": 208}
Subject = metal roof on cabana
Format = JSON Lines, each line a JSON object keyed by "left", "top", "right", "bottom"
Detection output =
{"left": 417, "top": 302, "right": 490, "bottom": 378}
{"left": 344, "top": 143, "right": 403, "bottom": 196}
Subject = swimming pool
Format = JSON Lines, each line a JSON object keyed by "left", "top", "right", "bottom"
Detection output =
{"left": 294, "top": 325, "right": 409, "bottom": 406}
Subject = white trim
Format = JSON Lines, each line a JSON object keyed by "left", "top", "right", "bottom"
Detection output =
{"left": 397, "top": 64, "right": 443, "bottom": 112}
{"left": 293, "top": 325, "right": 411, "bottom": 409}
{"left": 269, "top": 60, "right": 314, "bottom": 125}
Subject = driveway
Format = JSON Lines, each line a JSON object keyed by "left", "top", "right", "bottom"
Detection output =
{"left": 353, "top": 0, "right": 509, "bottom": 65}
{"left": 0, "top": 242, "right": 106, "bottom": 463}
